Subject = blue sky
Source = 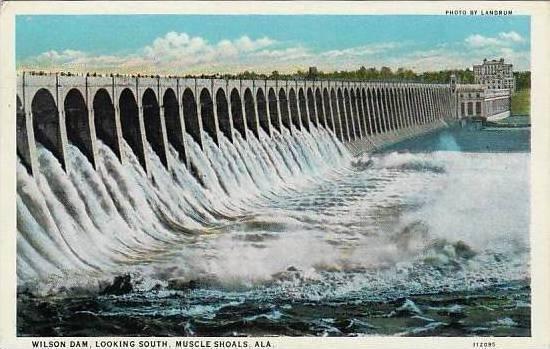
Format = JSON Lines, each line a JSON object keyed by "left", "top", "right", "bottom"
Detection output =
{"left": 16, "top": 15, "right": 530, "bottom": 74}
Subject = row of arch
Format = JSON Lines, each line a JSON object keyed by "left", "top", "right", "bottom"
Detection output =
{"left": 17, "top": 83, "right": 453, "bottom": 176}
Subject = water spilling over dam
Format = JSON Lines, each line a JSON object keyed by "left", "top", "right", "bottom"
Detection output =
{"left": 17, "top": 73, "right": 459, "bottom": 280}
{"left": 16, "top": 73, "right": 528, "bottom": 336}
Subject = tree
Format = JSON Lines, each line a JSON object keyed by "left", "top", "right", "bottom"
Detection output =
{"left": 514, "top": 71, "right": 530, "bottom": 90}
{"left": 380, "top": 66, "right": 392, "bottom": 79}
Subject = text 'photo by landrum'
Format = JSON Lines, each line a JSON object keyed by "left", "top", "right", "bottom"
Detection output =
{"left": 11, "top": 9, "right": 537, "bottom": 342}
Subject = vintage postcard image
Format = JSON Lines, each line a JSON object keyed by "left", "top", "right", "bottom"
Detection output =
{"left": 1, "top": 1, "right": 549, "bottom": 349}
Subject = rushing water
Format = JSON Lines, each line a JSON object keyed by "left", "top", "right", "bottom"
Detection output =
{"left": 17, "top": 122, "right": 530, "bottom": 337}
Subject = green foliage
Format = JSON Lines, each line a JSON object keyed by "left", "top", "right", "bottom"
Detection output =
{"left": 223, "top": 66, "right": 481, "bottom": 83}
{"left": 221, "top": 67, "right": 529, "bottom": 87}
{"left": 234, "top": 70, "right": 268, "bottom": 80}
{"left": 514, "top": 71, "right": 530, "bottom": 90}
{"left": 511, "top": 88, "right": 530, "bottom": 116}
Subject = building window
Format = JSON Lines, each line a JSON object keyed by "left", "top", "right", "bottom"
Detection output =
{"left": 467, "top": 102, "right": 473, "bottom": 115}
{"left": 476, "top": 102, "right": 482, "bottom": 115}
{"left": 461, "top": 102, "right": 465, "bottom": 116}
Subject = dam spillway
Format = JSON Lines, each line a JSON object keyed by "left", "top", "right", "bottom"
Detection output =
{"left": 15, "top": 72, "right": 513, "bottom": 284}
{"left": 17, "top": 72, "right": 459, "bottom": 178}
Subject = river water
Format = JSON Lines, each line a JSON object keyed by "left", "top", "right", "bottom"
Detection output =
{"left": 17, "top": 122, "right": 530, "bottom": 337}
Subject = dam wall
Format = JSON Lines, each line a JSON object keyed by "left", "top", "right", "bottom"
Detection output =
{"left": 17, "top": 72, "right": 460, "bottom": 176}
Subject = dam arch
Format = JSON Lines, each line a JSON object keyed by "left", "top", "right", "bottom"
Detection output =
{"left": 244, "top": 88, "right": 259, "bottom": 139}
{"left": 343, "top": 88, "right": 354, "bottom": 141}
{"left": 438, "top": 89, "right": 444, "bottom": 118}
{"left": 423, "top": 88, "right": 430, "bottom": 123}
{"left": 32, "top": 88, "right": 66, "bottom": 170}
{"left": 366, "top": 89, "right": 375, "bottom": 134}
{"left": 422, "top": 88, "right": 430, "bottom": 123}
{"left": 119, "top": 88, "right": 146, "bottom": 171}
{"left": 361, "top": 88, "right": 372, "bottom": 136}
{"left": 330, "top": 89, "right": 341, "bottom": 139}
{"left": 378, "top": 88, "right": 389, "bottom": 133}
{"left": 384, "top": 88, "right": 394, "bottom": 132}
{"left": 216, "top": 88, "right": 232, "bottom": 143}
{"left": 163, "top": 88, "right": 186, "bottom": 163}
{"left": 323, "top": 88, "right": 334, "bottom": 132}
{"left": 17, "top": 95, "right": 33, "bottom": 174}
{"left": 408, "top": 88, "right": 417, "bottom": 125}
{"left": 380, "top": 88, "right": 389, "bottom": 131}
{"left": 423, "top": 88, "right": 431, "bottom": 124}
{"left": 400, "top": 88, "right": 409, "bottom": 128}
{"left": 315, "top": 88, "right": 326, "bottom": 129}
{"left": 298, "top": 88, "right": 310, "bottom": 132}
{"left": 401, "top": 87, "right": 412, "bottom": 127}
{"left": 268, "top": 88, "right": 281, "bottom": 133}
{"left": 375, "top": 88, "right": 384, "bottom": 133}
{"left": 288, "top": 88, "right": 301, "bottom": 131}
{"left": 256, "top": 88, "right": 270, "bottom": 137}
{"left": 432, "top": 89, "right": 438, "bottom": 118}
{"left": 336, "top": 88, "right": 348, "bottom": 141}
{"left": 278, "top": 88, "right": 291, "bottom": 132}
{"left": 402, "top": 87, "right": 413, "bottom": 127}
{"left": 390, "top": 87, "right": 398, "bottom": 129}
{"left": 402, "top": 88, "right": 409, "bottom": 126}
{"left": 307, "top": 88, "right": 318, "bottom": 128}
{"left": 393, "top": 88, "right": 401, "bottom": 130}
{"left": 367, "top": 88, "right": 380, "bottom": 134}
{"left": 230, "top": 89, "right": 246, "bottom": 139}
{"left": 387, "top": 88, "right": 397, "bottom": 131}
{"left": 93, "top": 88, "right": 121, "bottom": 162}
{"left": 412, "top": 88, "right": 420, "bottom": 124}
{"left": 182, "top": 88, "right": 202, "bottom": 149}
{"left": 142, "top": 88, "right": 168, "bottom": 169}
{"left": 199, "top": 88, "right": 219, "bottom": 146}
{"left": 396, "top": 88, "right": 403, "bottom": 129}
{"left": 416, "top": 88, "right": 425, "bottom": 124}
{"left": 409, "top": 87, "right": 420, "bottom": 125}
{"left": 356, "top": 88, "right": 367, "bottom": 136}
{"left": 64, "top": 89, "right": 96, "bottom": 168}
{"left": 349, "top": 89, "right": 361, "bottom": 139}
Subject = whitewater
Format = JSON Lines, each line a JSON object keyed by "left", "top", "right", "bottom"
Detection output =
{"left": 16, "top": 125, "right": 531, "bottom": 336}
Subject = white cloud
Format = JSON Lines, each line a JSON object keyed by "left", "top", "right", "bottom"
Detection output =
{"left": 18, "top": 31, "right": 530, "bottom": 74}
{"left": 321, "top": 42, "right": 401, "bottom": 58}
{"left": 252, "top": 47, "right": 311, "bottom": 61}
{"left": 19, "top": 32, "right": 409, "bottom": 74}
{"left": 465, "top": 34, "right": 501, "bottom": 48}
{"left": 20, "top": 32, "right": 290, "bottom": 74}
{"left": 465, "top": 31, "right": 525, "bottom": 48}
{"left": 138, "top": 32, "right": 278, "bottom": 67}
{"left": 499, "top": 31, "right": 524, "bottom": 43}
{"left": 38, "top": 49, "right": 86, "bottom": 62}
{"left": 383, "top": 42, "right": 530, "bottom": 72}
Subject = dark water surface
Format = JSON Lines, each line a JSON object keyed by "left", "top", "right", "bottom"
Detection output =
{"left": 18, "top": 123, "right": 531, "bottom": 337}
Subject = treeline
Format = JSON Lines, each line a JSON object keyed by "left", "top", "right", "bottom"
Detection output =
{"left": 514, "top": 71, "right": 530, "bottom": 90}
{"left": 221, "top": 66, "right": 531, "bottom": 89}
{"left": 222, "top": 66, "right": 476, "bottom": 84}
{"left": 39, "top": 65, "right": 528, "bottom": 89}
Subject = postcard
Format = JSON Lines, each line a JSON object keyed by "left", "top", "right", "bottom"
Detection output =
{"left": 0, "top": 1, "right": 549, "bottom": 349}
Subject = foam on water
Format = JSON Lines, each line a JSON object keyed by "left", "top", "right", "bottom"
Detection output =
{"left": 17, "top": 127, "right": 350, "bottom": 291}
{"left": 16, "top": 126, "right": 529, "bottom": 306}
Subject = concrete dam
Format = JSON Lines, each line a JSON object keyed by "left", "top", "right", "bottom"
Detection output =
{"left": 17, "top": 73, "right": 463, "bottom": 178}
{"left": 16, "top": 72, "right": 512, "bottom": 284}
